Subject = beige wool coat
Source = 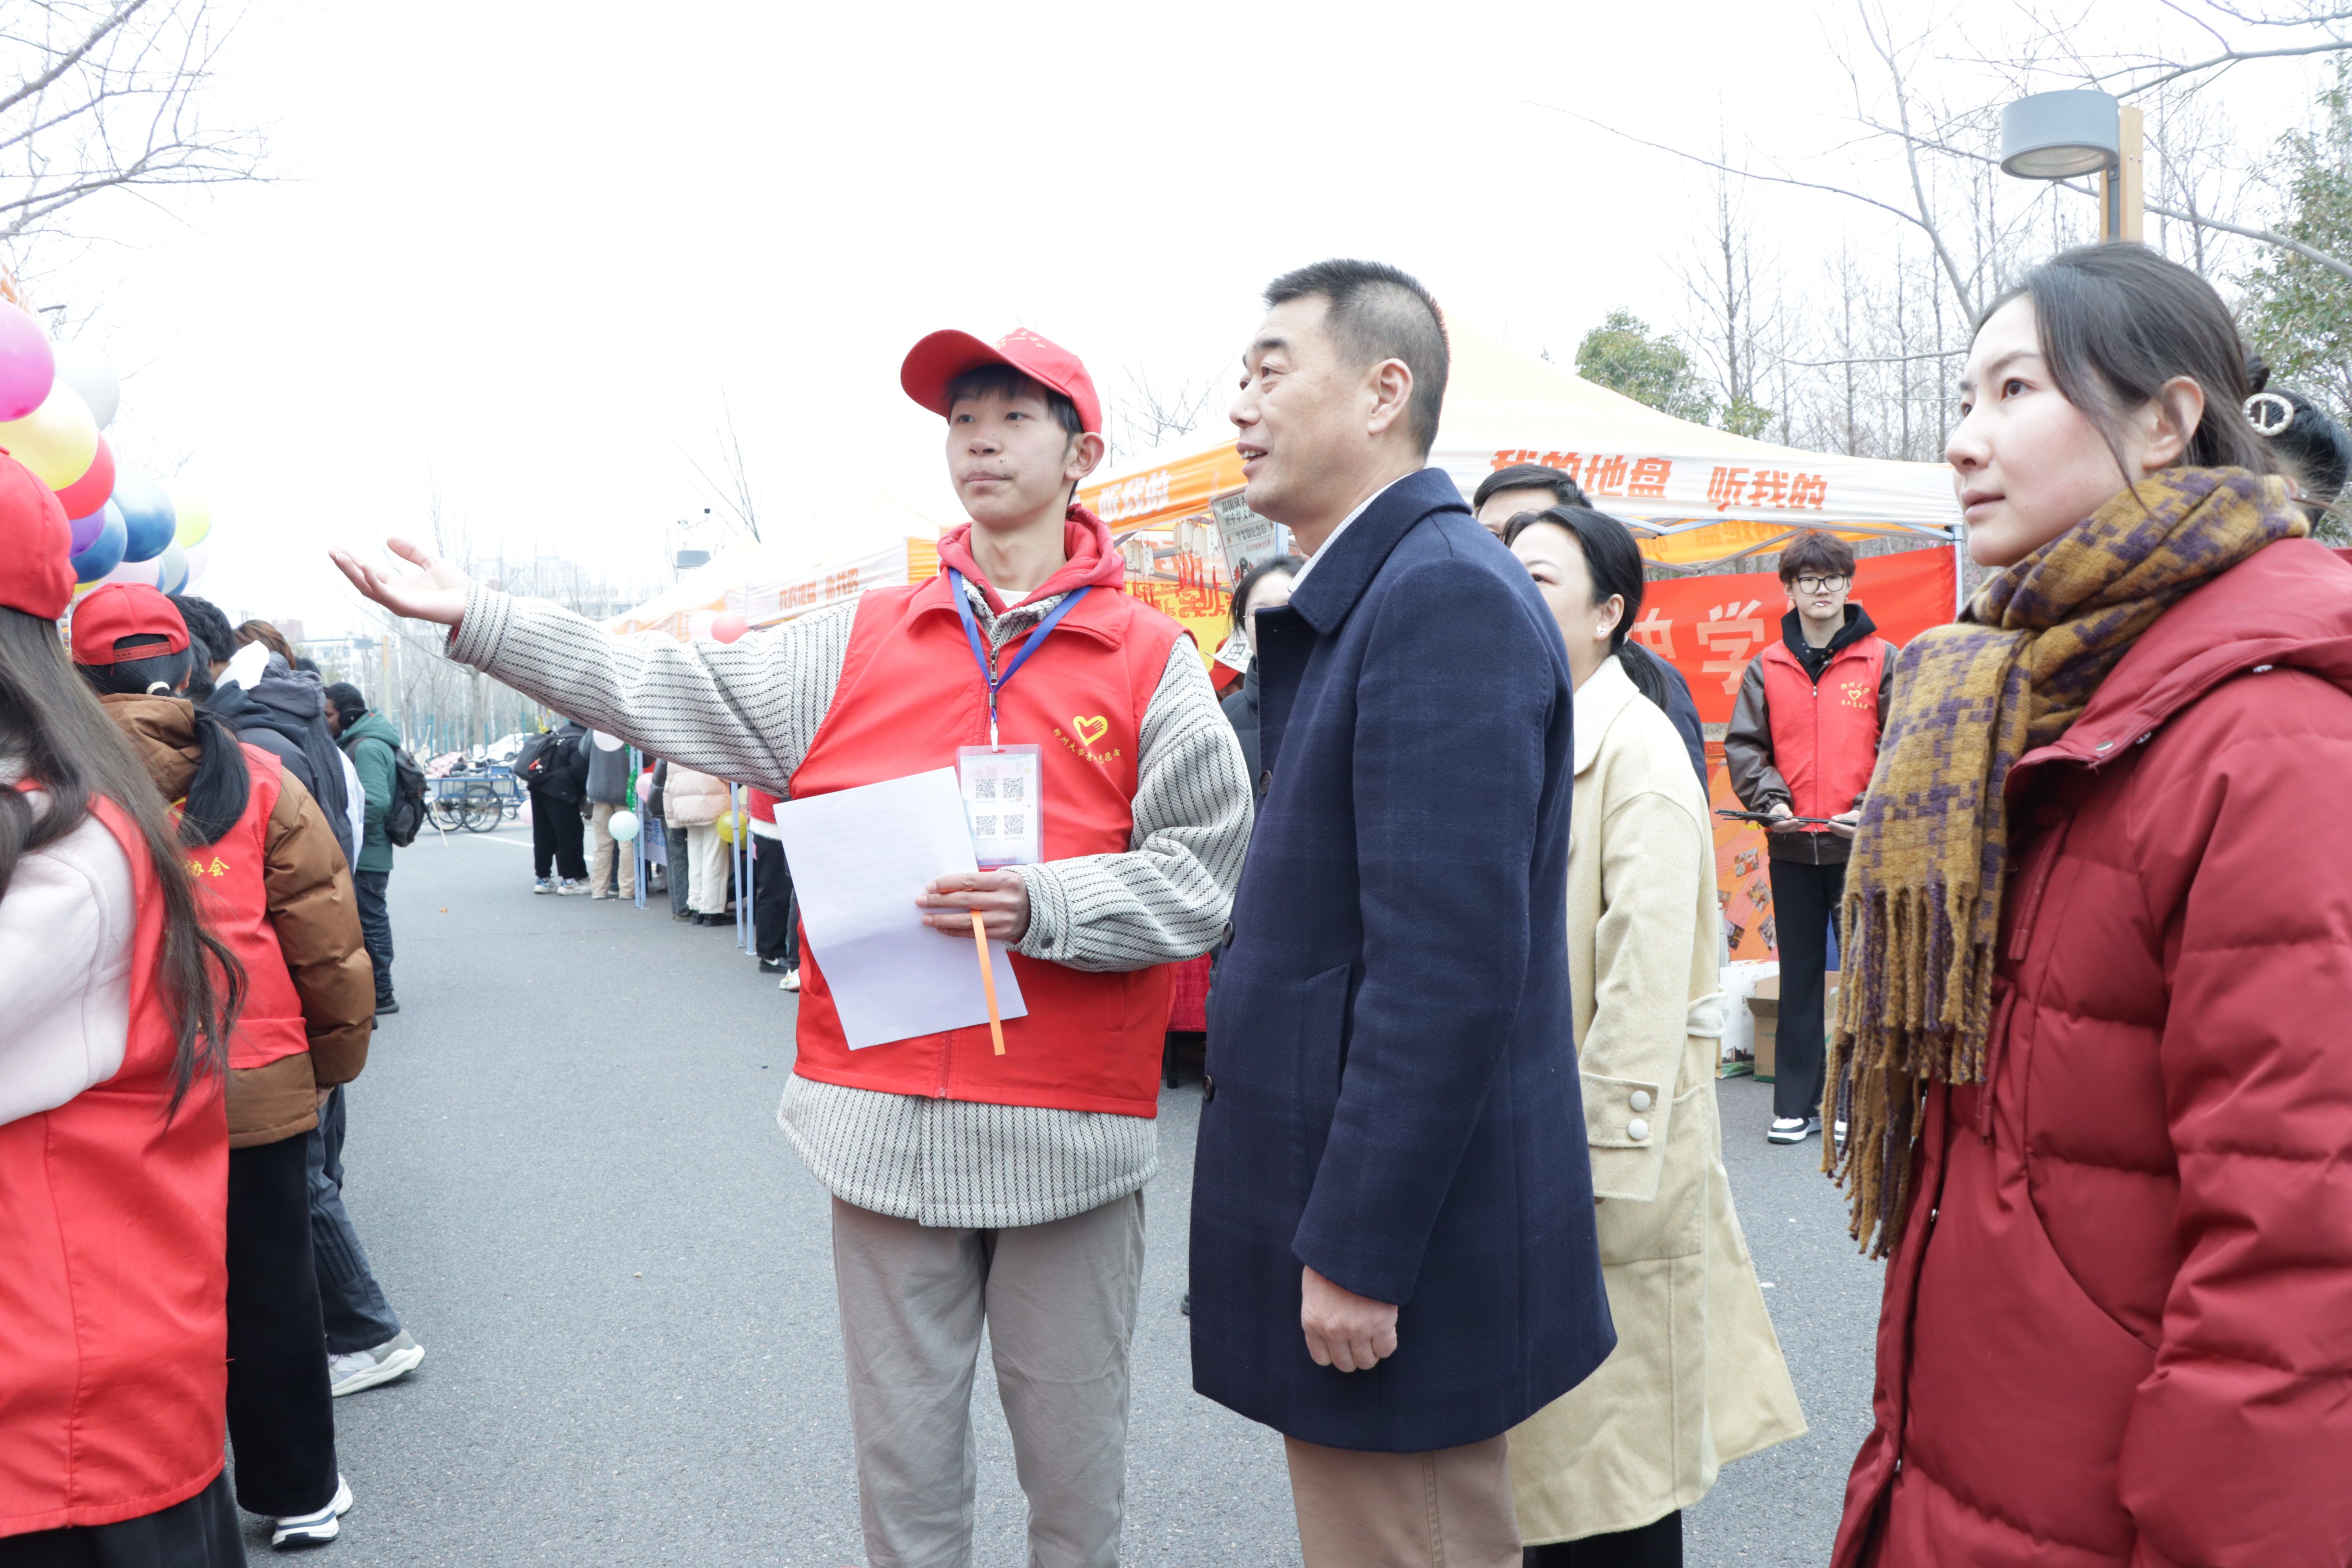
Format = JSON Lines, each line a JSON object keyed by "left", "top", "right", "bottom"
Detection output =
{"left": 1510, "top": 653, "right": 1806, "bottom": 1543}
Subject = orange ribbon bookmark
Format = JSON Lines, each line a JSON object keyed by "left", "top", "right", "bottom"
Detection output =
{"left": 972, "top": 912, "right": 1006, "bottom": 1055}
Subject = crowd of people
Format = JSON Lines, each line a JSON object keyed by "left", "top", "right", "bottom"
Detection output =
{"left": 7, "top": 238, "right": 2352, "bottom": 1568}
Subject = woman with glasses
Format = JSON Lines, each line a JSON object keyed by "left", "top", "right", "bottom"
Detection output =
{"left": 1722, "top": 530, "right": 1896, "bottom": 1147}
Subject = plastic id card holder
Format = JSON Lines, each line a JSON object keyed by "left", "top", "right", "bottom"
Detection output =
{"left": 956, "top": 745, "right": 1042, "bottom": 868}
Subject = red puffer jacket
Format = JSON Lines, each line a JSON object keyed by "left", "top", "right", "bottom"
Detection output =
{"left": 1834, "top": 539, "right": 2352, "bottom": 1568}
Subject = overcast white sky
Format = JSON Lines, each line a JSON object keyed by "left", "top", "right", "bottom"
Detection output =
{"left": 40, "top": 0, "right": 2332, "bottom": 638}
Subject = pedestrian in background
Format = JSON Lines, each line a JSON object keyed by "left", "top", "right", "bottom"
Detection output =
{"left": 583, "top": 729, "right": 637, "bottom": 902}
{"left": 0, "top": 466, "right": 249, "bottom": 1564}
{"left": 1503, "top": 507, "right": 1804, "bottom": 1566}
{"left": 325, "top": 682, "right": 403, "bottom": 1016}
{"left": 518, "top": 717, "right": 590, "bottom": 894}
{"left": 744, "top": 785, "right": 799, "bottom": 985}
{"left": 1475, "top": 463, "right": 1707, "bottom": 786}
{"left": 1191, "top": 260, "right": 1612, "bottom": 1568}
{"left": 661, "top": 763, "right": 731, "bottom": 926}
{"left": 647, "top": 758, "right": 693, "bottom": 922}
{"left": 1220, "top": 552, "right": 1302, "bottom": 806}
{"left": 1723, "top": 528, "right": 1896, "bottom": 1146}
{"left": 1830, "top": 243, "right": 2352, "bottom": 1566}
{"left": 76, "top": 584, "right": 375, "bottom": 1550}
{"left": 190, "top": 604, "right": 358, "bottom": 871}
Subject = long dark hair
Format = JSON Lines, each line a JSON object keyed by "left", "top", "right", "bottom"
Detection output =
{"left": 0, "top": 608, "right": 242, "bottom": 1111}
{"left": 1504, "top": 505, "right": 1676, "bottom": 710}
{"left": 78, "top": 633, "right": 251, "bottom": 848}
{"left": 1982, "top": 243, "right": 2285, "bottom": 486}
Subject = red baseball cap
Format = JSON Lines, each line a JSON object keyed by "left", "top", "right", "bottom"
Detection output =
{"left": 0, "top": 450, "right": 74, "bottom": 621}
{"left": 71, "top": 582, "right": 190, "bottom": 665}
{"left": 900, "top": 327, "right": 1102, "bottom": 436}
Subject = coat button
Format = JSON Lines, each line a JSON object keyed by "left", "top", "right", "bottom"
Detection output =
{"left": 1257, "top": 769, "right": 1272, "bottom": 793}
{"left": 1627, "top": 1118, "right": 1650, "bottom": 1142}
{"left": 1202, "top": 1074, "right": 1216, "bottom": 1102}
{"left": 1629, "top": 1090, "right": 1653, "bottom": 1112}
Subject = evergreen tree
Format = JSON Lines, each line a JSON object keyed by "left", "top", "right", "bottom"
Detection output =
{"left": 1575, "top": 309, "right": 1717, "bottom": 425}
{"left": 2242, "top": 64, "right": 2352, "bottom": 424}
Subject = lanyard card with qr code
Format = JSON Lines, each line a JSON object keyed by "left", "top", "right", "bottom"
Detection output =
{"left": 956, "top": 745, "right": 1043, "bottom": 868}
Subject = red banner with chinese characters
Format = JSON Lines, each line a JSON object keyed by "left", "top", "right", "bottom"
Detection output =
{"left": 1633, "top": 545, "right": 1956, "bottom": 725}
{"left": 1637, "top": 545, "right": 1956, "bottom": 964}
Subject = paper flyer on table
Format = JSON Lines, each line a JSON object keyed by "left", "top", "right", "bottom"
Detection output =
{"left": 769, "top": 768, "right": 1027, "bottom": 1050}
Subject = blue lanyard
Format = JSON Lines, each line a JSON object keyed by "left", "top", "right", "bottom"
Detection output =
{"left": 948, "top": 569, "right": 1091, "bottom": 747}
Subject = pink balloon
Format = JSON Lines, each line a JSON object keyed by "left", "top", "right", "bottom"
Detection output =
{"left": 711, "top": 611, "right": 750, "bottom": 644}
{"left": 181, "top": 543, "right": 209, "bottom": 586}
{"left": 0, "top": 302, "right": 53, "bottom": 424}
{"left": 101, "top": 555, "right": 160, "bottom": 589}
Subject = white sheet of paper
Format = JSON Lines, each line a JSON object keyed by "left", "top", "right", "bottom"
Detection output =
{"left": 770, "top": 768, "right": 1027, "bottom": 1050}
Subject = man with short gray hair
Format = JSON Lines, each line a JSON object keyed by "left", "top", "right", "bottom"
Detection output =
{"left": 1189, "top": 260, "right": 1615, "bottom": 1568}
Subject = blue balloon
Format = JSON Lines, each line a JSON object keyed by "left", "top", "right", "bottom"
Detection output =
{"left": 113, "top": 468, "right": 175, "bottom": 564}
{"left": 70, "top": 506, "right": 125, "bottom": 583}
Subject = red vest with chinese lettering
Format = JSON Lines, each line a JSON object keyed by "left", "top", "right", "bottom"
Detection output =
{"left": 1758, "top": 635, "right": 1891, "bottom": 830}
{"left": 183, "top": 746, "right": 309, "bottom": 1072}
{"left": 0, "top": 788, "right": 229, "bottom": 1533}
{"left": 788, "top": 575, "right": 1184, "bottom": 1118}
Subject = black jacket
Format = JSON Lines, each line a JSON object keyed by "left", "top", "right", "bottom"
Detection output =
{"left": 207, "top": 658, "right": 356, "bottom": 867}
{"left": 1221, "top": 663, "right": 1265, "bottom": 806}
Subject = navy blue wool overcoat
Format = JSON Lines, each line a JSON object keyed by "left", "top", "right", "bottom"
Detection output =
{"left": 1189, "top": 467, "right": 1615, "bottom": 1454}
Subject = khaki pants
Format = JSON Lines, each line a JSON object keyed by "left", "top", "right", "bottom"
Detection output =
{"left": 1285, "top": 1432, "right": 1520, "bottom": 1568}
{"left": 685, "top": 823, "right": 729, "bottom": 915}
{"left": 588, "top": 802, "right": 635, "bottom": 898}
{"left": 831, "top": 1192, "right": 1145, "bottom": 1568}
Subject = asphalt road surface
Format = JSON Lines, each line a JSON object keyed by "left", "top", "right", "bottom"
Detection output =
{"left": 276, "top": 821, "right": 1882, "bottom": 1566}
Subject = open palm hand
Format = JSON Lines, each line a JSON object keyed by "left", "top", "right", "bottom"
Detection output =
{"left": 328, "top": 538, "right": 473, "bottom": 627}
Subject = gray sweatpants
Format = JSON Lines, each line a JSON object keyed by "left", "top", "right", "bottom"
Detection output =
{"left": 831, "top": 1191, "right": 1145, "bottom": 1568}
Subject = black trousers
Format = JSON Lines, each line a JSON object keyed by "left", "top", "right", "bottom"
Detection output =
{"left": 225, "top": 1135, "right": 338, "bottom": 1519}
{"left": 751, "top": 837, "right": 798, "bottom": 966}
{"left": 529, "top": 789, "right": 586, "bottom": 880}
{"left": 1768, "top": 855, "right": 1847, "bottom": 1120}
{"left": 0, "top": 1469, "right": 245, "bottom": 1567}
{"left": 351, "top": 868, "right": 392, "bottom": 1004}
{"left": 1524, "top": 1511, "right": 1681, "bottom": 1568}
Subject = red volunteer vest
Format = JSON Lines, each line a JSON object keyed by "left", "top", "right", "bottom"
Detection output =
{"left": 788, "top": 575, "right": 1184, "bottom": 1117}
{"left": 181, "top": 746, "right": 309, "bottom": 1072}
{"left": 0, "top": 789, "right": 229, "bottom": 1534}
{"left": 1758, "top": 634, "right": 1891, "bottom": 834}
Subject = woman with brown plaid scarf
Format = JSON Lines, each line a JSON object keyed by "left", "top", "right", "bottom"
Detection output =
{"left": 1828, "top": 244, "right": 2352, "bottom": 1568}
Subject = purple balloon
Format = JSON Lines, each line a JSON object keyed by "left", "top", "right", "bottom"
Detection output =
{"left": 0, "top": 301, "right": 53, "bottom": 424}
{"left": 69, "top": 496, "right": 117, "bottom": 555}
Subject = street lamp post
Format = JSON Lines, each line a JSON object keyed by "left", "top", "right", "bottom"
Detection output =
{"left": 2000, "top": 89, "right": 2143, "bottom": 241}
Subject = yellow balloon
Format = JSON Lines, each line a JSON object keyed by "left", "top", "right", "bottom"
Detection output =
{"left": 715, "top": 808, "right": 745, "bottom": 844}
{"left": 0, "top": 378, "right": 96, "bottom": 489}
{"left": 168, "top": 484, "right": 211, "bottom": 548}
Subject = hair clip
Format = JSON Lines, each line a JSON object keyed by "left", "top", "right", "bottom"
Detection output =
{"left": 2245, "top": 390, "right": 2295, "bottom": 436}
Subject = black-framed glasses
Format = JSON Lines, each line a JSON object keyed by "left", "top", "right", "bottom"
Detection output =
{"left": 1791, "top": 574, "right": 1850, "bottom": 593}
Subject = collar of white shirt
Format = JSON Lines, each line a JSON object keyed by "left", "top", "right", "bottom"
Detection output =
{"left": 1283, "top": 471, "right": 1419, "bottom": 594}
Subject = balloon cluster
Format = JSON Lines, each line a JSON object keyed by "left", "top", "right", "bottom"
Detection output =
{"left": 0, "top": 301, "right": 221, "bottom": 600}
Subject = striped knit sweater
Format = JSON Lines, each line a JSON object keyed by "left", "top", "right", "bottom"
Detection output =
{"left": 447, "top": 576, "right": 1252, "bottom": 1227}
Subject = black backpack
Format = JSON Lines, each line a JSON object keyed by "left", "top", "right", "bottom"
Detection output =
{"left": 382, "top": 746, "right": 430, "bottom": 848}
{"left": 343, "top": 731, "right": 431, "bottom": 849}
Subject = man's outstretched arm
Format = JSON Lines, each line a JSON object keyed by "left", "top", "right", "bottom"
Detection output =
{"left": 332, "top": 538, "right": 851, "bottom": 797}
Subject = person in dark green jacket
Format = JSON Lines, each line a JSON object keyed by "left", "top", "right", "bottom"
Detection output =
{"left": 323, "top": 685, "right": 399, "bottom": 1010}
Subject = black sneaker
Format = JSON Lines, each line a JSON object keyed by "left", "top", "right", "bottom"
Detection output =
{"left": 758, "top": 957, "right": 786, "bottom": 974}
{"left": 374, "top": 997, "right": 399, "bottom": 1016}
{"left": 1768, "top": 1116, "right": 1822, "bottom": 1145}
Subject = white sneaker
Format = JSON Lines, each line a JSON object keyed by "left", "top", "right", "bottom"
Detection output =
{"left": 532, "top": 878, "right": 554, "bottom": 895}
{"left": 271, "top": 1474, "right": 352, "bottom": 1550}
{"left": 328, "top": 1330, "right": 423, "bottom": 1397}
{"left": 556, "top": 878, "right": 589, "bottom": 896}
{"left": 1768, "top": 1116, "right": 1821, "bottom": 1145}
{"left": 779, "top": 969, "right": 800, "bottom": 993}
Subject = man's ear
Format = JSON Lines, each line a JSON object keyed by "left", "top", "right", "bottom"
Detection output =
{"left": 1063, "top": 431, "right": 1106, "bottom": 485}
{"left": 1363, "top": 358, "right": 1415, "bottom": 441}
